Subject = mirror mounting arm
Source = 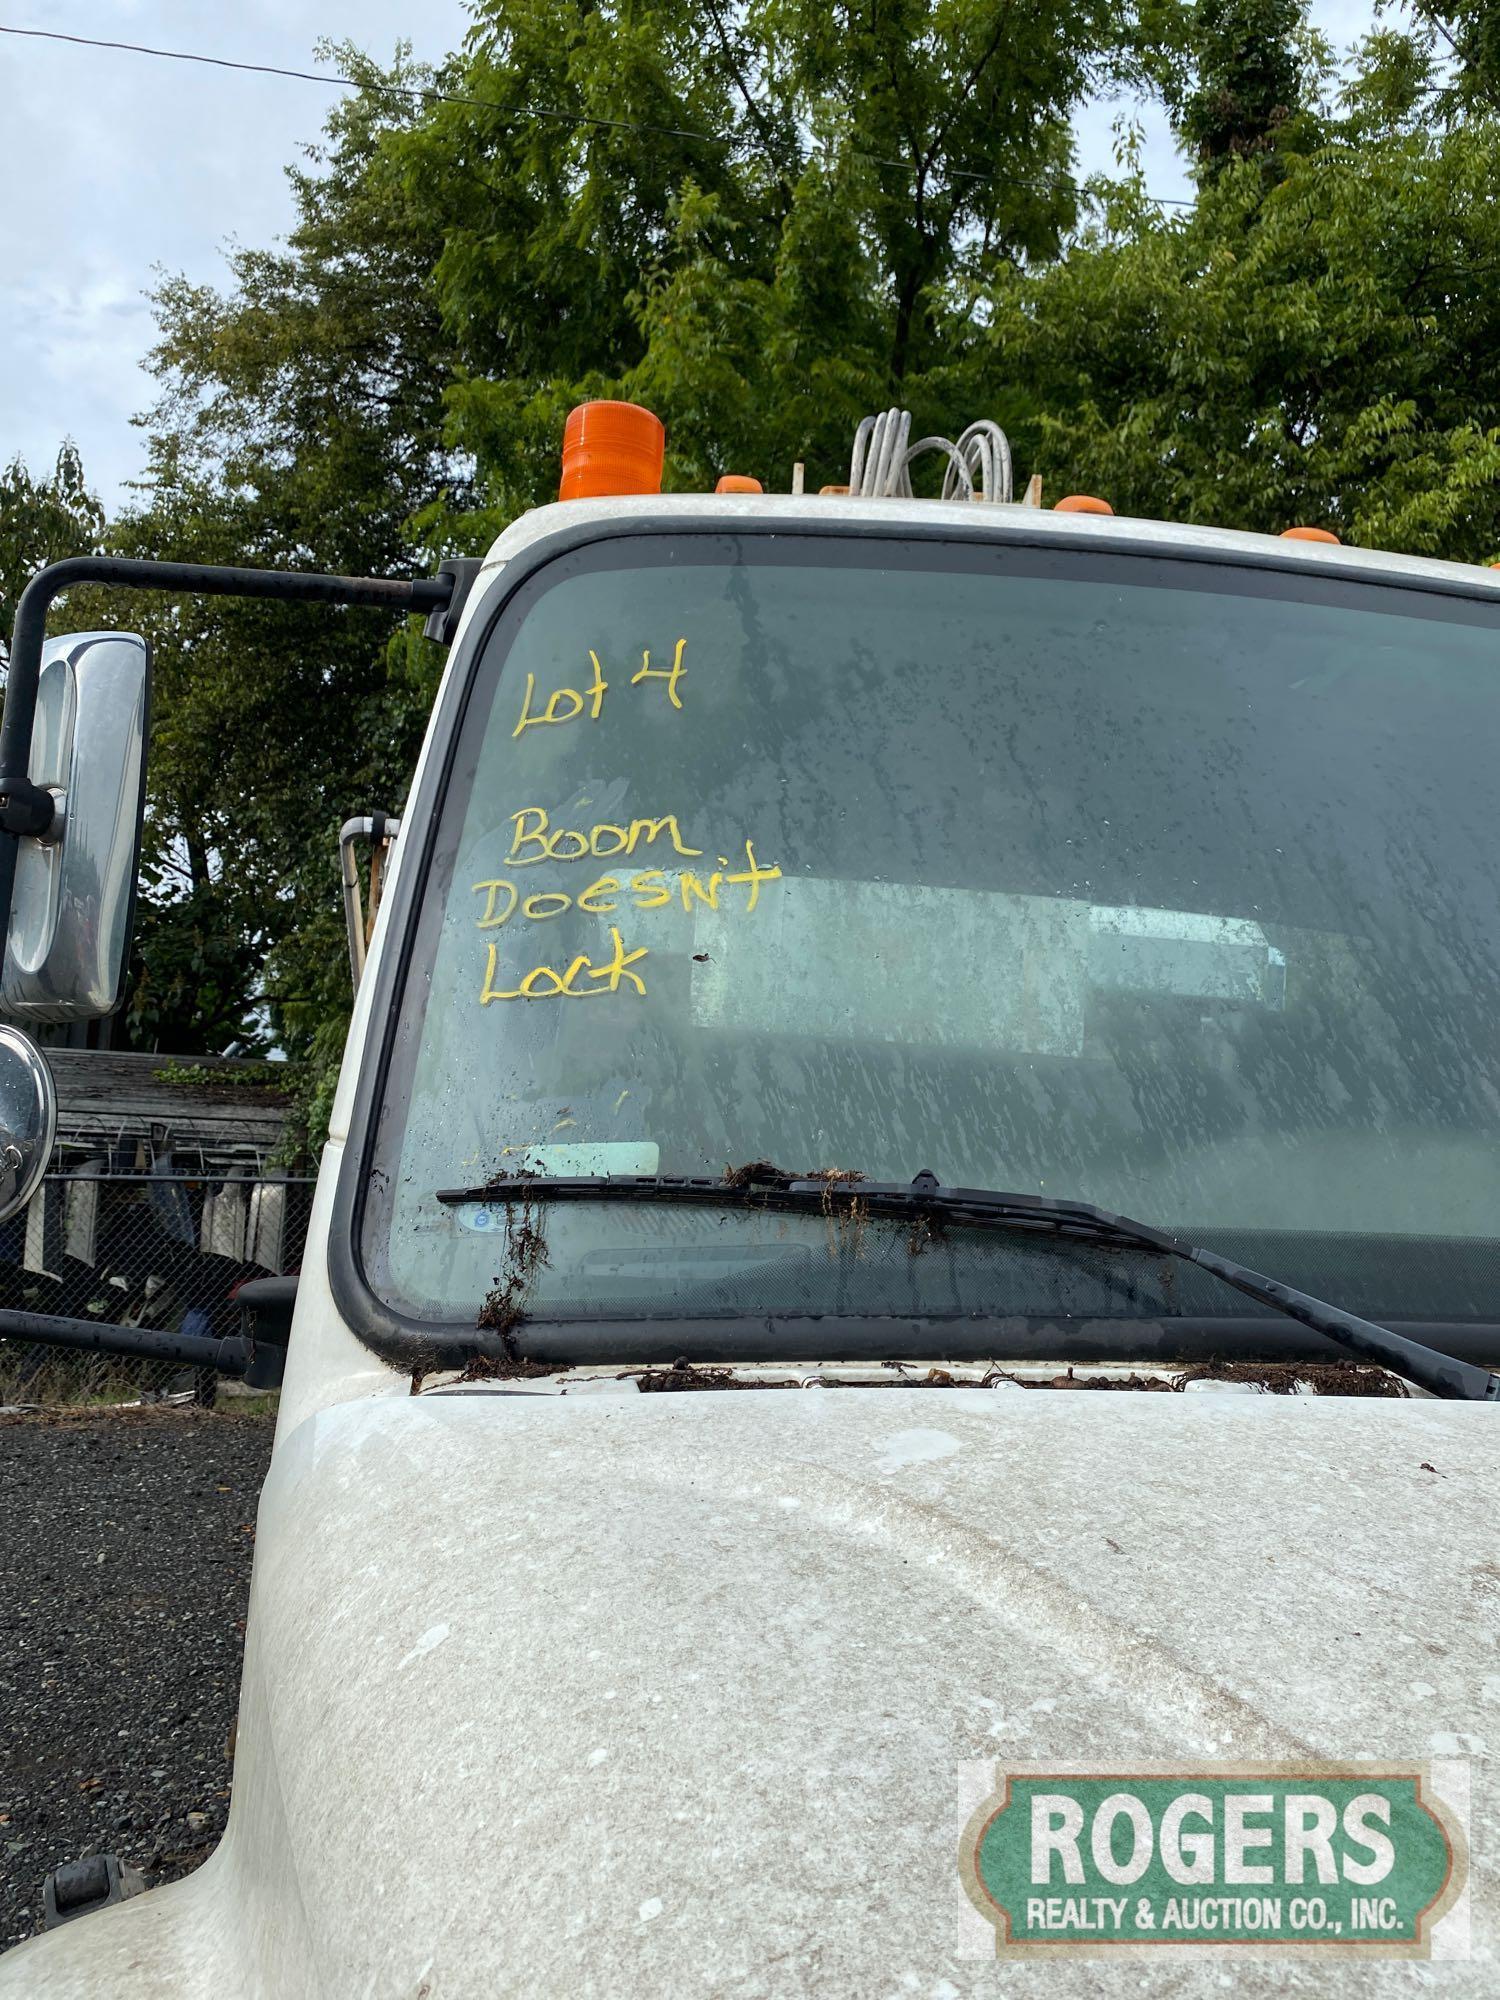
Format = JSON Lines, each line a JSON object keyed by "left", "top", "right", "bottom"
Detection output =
{"left": 0, "top": 786, "right": 54, "bottom": 838}
{"left": 0, "top": 553, "right": 455, "bottom": 932}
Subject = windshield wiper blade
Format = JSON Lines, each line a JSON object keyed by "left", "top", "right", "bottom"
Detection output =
{"left": 435, "top": 1169, "right": 1500, "bottom": 1402}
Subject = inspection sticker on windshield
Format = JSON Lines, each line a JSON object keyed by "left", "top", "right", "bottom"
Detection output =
{"left": 958, "top": 1763, "right": 1470, "bottom": 1960}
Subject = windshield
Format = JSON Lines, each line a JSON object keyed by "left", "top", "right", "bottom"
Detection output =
{"left": 361, "top": 533, "right": 1500, "bottom": 1336}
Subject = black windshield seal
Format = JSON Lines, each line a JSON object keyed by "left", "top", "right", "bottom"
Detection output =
{"left": 326, "top": 515, "right": 1500, "bottom": 1374}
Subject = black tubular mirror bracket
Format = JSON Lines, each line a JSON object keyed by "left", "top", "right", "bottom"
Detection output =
{"left": 423, "top": 557, "right": 485, "bottom": 647}
{"left": 0, "top": 554, "right": 455, "bottom": 926}
{"left": 0, "top": 1304, "right": 251, "bottom": 1377}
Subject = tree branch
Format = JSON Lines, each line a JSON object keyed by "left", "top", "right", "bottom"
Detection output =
{"left": 701, "top": 0, "right": 797, "bottom": 211}
{"left": 922, "top": 0, "right": 1019, "bottom": 181}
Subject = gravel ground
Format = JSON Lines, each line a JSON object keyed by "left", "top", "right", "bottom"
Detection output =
{"left": 0, "top": 1407, "right": 273, "bottom": 1949}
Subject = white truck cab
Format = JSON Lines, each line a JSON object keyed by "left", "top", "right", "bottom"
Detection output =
{"left": 1, "top": 413, "right": 1496, "bottom": 1992}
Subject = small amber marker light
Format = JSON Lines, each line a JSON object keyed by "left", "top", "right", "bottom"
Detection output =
{"left": 560, "top": 401, "right": 665, "bottom": 501}
{"left": 715, "top": 474, "right": 763, "bottom": 494}
{"left": 1280, "top": 526, "right": 1340, "bottom": 544}
{"left": 1055, "top": 494, "right": 1114, "bottom": 515}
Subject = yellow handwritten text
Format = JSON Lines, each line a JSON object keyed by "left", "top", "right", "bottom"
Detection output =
{"left": 472, "top": 841, "right": 781, "bottom": 930}
{"left": 479, "top": 925, "right": 650, "bottom": 1003}
{"left": 630, "top": 870, "right": 672, "bottom": 910}
{"left": 576, "top": 876, "right": 620, "bottom": 914}
{"left": 505, "top": 806, "right": 702, "bottom": 867}
{"left": 721, "top": 840, "right": 780, "bottom": 912}
{"left": 630, "top": 637, "right": 687, "bottom": 709}
{"left": 511, "top": 649, "right": 608, "bottom": 739}
{"left": 512, "top": 640, "right": 687, "bottom": 738}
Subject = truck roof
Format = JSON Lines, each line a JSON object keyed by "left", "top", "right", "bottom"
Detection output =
{"left": 471, "top": 491, "right": 1500, "bottom": 609}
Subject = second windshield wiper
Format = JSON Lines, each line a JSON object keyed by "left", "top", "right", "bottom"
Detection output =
{"left": 435, "top": 1169, "right": 1500, "bottom": 1403}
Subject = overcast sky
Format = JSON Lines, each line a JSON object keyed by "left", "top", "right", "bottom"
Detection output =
{"left": 2, "top": 0, "right": 1376, "bottom": 510}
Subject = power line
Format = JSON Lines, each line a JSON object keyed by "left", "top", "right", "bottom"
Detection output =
{"left": 0, "top": 23, "right": 719, "bottom": 144}
{"left": 0, "top": 20, "right": 1197, "bottom": 210}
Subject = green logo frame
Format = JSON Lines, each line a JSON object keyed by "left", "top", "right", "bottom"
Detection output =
{"left": 961, "top": 1764, "right": 1467, "bottom": 1960}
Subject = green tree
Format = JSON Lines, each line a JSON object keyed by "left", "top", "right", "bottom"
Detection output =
{"left": 1174, "top": 0, "right": 1321, "bottom": 183}
{"left": 978, "top": 33, "right": 1500, "bottom": 559}
{"left": 0, "top": 442, "right": 104, "bottom": 669}
{"left": 110, "top": 43, "right": 466, "bottom": 1073}
{"left": 54, "top": 0, "right": 1500, "bottom": 1102}
{"left": 394, "top": 0, "right": 1180, "bottom": 530}
{"left": 0, "top": 447, "right": 262, "bottom": 1054}
{"left": 120, "top": 7, "right": 1176, "bottom": 1106}
{"left": 1411, "top": 1, "right": 1500, "bottom": 111}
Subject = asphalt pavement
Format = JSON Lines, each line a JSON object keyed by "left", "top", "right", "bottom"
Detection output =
{"left": 0, "top": 1406, "right": 272, "bottom": 1948}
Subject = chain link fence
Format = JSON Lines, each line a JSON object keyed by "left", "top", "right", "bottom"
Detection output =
{"left": 0, "top": 1171, "right": 315, "bottom": 1408}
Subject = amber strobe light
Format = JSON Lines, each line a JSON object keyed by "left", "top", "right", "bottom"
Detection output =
{"left": 560, "top": 401, "right": 666, "bottom": 501}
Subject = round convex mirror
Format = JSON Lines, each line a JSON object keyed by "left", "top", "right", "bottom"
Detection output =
{"left": 0, "top": 1024, "right": 56, "bottom": 1221}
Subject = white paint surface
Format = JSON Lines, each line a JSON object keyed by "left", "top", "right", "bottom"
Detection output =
{"left": 396, "top": 1623, "right": 450, "bottom": 1672}
{"left": 875, "top": 1427, "right": 963, "bottom": 1476}
{"left": 6, "top": 1388, "right": 1496, "bottom": 1995}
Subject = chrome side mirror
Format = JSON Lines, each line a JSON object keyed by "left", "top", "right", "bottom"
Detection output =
{"left": 0, "top": 1024, "right": 56, "bottom": 1219}
{"left": 0, "top": 632, "right": 150, "bottom": 1021}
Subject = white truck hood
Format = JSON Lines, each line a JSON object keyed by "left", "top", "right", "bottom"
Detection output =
{"left": 5, "top": 1387, "right": 1496, "bottom": 1995}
